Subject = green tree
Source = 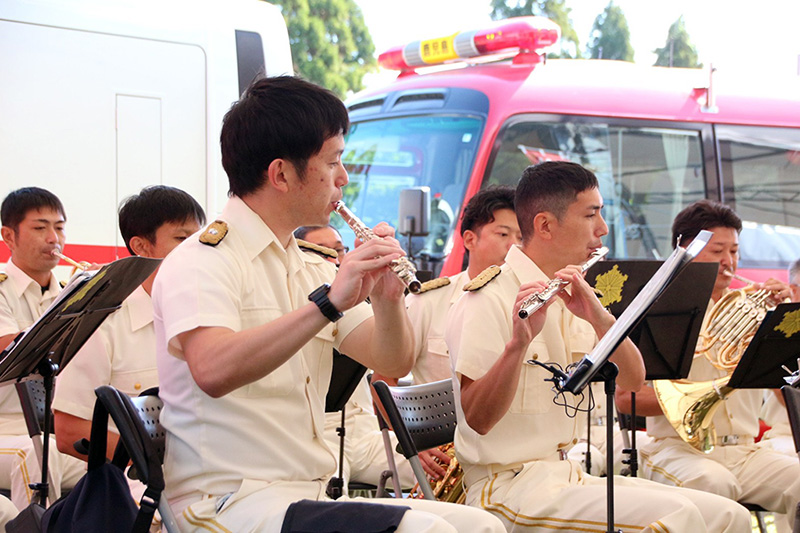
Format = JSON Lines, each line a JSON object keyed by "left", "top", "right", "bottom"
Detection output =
{"left": 490, "top": 0, "right": 581, "bottom": 58}
{"left": 654, "top": 16, "right": 702, "bottom": 68}
{"left": 586, "top": 1, "right": 633, "bottom": 61}
{"left": 271, "top": 0, "right": 376, "bottom": 97}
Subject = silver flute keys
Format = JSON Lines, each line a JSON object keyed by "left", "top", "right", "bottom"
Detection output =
{"left": 333, "top": 201, "right": 422, "bottom": 294}
{"left": 518, "top": 246, "right": 609, "bottom": 319}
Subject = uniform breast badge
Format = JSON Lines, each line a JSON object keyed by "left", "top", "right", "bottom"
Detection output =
{"left": 463, "top": 265, "right": 501, "bottom": 291}
{"left": 199, "top": 220, "right": 228, "bottom": 246}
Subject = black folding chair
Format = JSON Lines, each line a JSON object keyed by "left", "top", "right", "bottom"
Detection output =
{"left": 94, "top": 385, "right": 179, "bottom": 533}
{"left": 371, "top": 378, "right": 456, "bottom": 500}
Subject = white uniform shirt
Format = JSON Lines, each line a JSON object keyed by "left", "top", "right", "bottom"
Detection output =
{"left": 406, "top": 270, "right": 470, "bottom": 384}
{"left": 446, "top": 246, "right": 597, "bottom": 470}
{"left": 53, "top": 285, "right": 157, "bottom": 421}
{"left": 0, "top": 260, "right": 60, "bottom": 435}
{"left": 153, "top": 196, "right": 372, "bottom": 503}
{"left": 647, "top": 296, "right": 762, "bottom": 439}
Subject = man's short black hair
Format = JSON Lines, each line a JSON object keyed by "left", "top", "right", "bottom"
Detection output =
{"left": 460, "top": 186, "right": 516, "bottom": 237}
{"left": 118, "top": 185, "right": 206, "bottom": 256}
{"left": 220, "top": 76, "right": 350, "bottom": 198}
{"left": 515, "top": 161, "right": 599, "bottom": 242}
{"left": 671, "top": 200, "right": 742, "bottom": 249}
{"left": 1, "top": 187, "right": 65, "bottom": 231}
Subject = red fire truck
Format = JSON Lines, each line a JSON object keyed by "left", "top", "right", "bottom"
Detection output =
{"left": 341, "top": 17, "right": 800, "bottom": 282}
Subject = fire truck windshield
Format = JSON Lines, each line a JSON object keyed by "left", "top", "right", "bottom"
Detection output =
{"left": 340, "top": 114, "right": 483, "bottom": 260}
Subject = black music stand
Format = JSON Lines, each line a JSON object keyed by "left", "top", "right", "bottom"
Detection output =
{"left": 0, "top": 256, "right": 160, "bottom": 507}
{"left": 530, "top": 230, "right": 712, "bottom": 533}
{"left": 584, "top": 260, "right": 717, "bottom": 477}
{"left": 728, "top": 303, "right": 800, "bottom": 390}
{"left": 324, "top": 349, "right": 368, "bottom": 499}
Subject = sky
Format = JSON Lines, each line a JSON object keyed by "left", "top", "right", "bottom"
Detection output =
{"left": 356, "top": 0, "right": 800, "bottom": 89}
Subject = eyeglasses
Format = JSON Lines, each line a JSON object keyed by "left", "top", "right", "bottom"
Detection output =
{"left": 335, "top": 246, "right": 349, "bottom": 258}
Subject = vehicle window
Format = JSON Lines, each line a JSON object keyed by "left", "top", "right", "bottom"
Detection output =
{"left": 342, "top": 115, "right": 483, "bottom": 258}
{"left": 484, "top": 118, "right": 706, "bottom": 260}
{"left": 718, "top": 125, "right": 800, "bottom": 270}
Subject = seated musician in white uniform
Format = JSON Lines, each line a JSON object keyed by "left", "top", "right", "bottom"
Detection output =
{"left": 53, "top": 185, "right": 205, "bottom": 461}
{"left": 0, "top": 187, "right": 84, "bottom": 512}
{"left": 446, "top": 162, "right": 751, "bottom": 532}
{"left": 616, "top": 199, "right": 800, "bottom": 530}
{"left": 294, "top": 224, "right": 416, "bottom": 490}
{"left": 152, "top": 76, "right": 505, "bottom": 533}
{"left": 374, "top": 186, "right": 521, "bottom": 481}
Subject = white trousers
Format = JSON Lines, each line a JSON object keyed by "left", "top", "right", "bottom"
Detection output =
{"left": 0, "top": 434, "right": 84, "bottom": 510}
{"left": 172, "top": 479, "right": 505, "bottom": 533}
{"left": 464, "top": 459, "right": 751, "bottom": 532}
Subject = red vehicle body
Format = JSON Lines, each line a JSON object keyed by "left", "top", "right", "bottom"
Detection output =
{"left": 340, "top": 17, "right": 800, "bottom": 283}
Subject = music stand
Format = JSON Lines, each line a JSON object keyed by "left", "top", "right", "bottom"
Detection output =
{"left": 324, "top": 349, "right": 367, "bottom": 499}
{"left": 0, "top": 256, "right": 160, "bottom": 506}
{"left": 529, "top": 230, "right": 713, "bottom": 533}
{"left": 584, "top": 260, "right": 717, "bottom": 476}
{"left": 728, "top": 303, "right": 800, "bottom": 390}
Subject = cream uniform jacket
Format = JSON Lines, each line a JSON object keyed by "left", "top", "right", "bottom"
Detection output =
{"left": 647, "top": 297, "right": 762, "bottom": 441}
{"left": 406, "top": 270, "right": 470, "bottom": 384}
{"left": 446, "top": 246, "right": 597, "bottom": 470}
{"left": 153, "top": 196, "right": 372, "bottom": 504}
{"left": 0, "top": 259, "right": 61, "bottom": 435}
{"left": 53, "top": 285, "right": 158, "bottom": 421}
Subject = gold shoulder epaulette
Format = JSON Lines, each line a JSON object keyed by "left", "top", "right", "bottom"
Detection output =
{"left": 297, "top": 239, "right": 338, "bottom": 260}
{"left": 0, "top": 273, "right": 7, "bottom": 283}
{"left": 417, "top": 277, "right": 451, "bottom": 294}
{"left": 199, "top": 220, "right": 228, "bottom": 246}
{"left": 463, "top": 265, "right": 502, "bottom": 291}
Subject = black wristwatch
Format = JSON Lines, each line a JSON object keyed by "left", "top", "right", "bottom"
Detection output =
{"left": 308, "top": 283, "right": 343, "bottom": 322}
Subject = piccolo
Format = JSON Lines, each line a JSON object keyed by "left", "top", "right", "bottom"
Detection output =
{"left": 333, "top": 201, "right": 422, "bottom": 294}
{"left": 52, "top": 249, "right": 90, "bottom": 271}
{"left": 518, "top": 246, "right": 609, "bottom": 319}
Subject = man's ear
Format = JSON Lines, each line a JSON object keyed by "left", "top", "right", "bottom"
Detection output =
{"left": 462, "top": 229, "right": 478, "bottom": 252}
{"left": 128, "top": 236, "right": 150, "bottom": 258}
{"left": 533, "top": 212, "right": 555, "bottom": 241}
{"left": 266, "top": 159, "right": 291, "bottom": 193}
{"left": 0, "top": 226, "right": 14, "bottom": 251}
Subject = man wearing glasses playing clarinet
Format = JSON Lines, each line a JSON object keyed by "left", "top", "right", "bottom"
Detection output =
{"left": 152, "top": 76, "right": 505, "bottom": 533}
{"left": 445, "top": 162, "right": 750, "bottom": 532}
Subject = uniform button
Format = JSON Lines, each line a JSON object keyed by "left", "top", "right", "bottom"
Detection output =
{"left": 572, "top": 438, "right": 578, "bottom": 444}
{"left": 532, "top": 353, "right": 539, "bottom": 360}
{"left": 332, "top": 327, "right": 338, "bottom": 336}
{"left": 134, "top": 383, "right": 141, "bottom": 390}
{"left": 306, "top": 376, "right": 311, "bottom": 384}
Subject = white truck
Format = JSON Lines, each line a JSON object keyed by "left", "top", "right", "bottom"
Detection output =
{"left": 1, "top": 0, "right": 292, "bottom": 268}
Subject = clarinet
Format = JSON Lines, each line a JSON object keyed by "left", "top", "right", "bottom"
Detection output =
{"left": 333, "top": 201, "right": 422, "bottom": 294}
{"left": 518, "top": 246, "right": 609, "bottom": 319}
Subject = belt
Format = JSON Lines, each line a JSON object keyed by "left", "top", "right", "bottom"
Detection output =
{"left": 716, "top": 435, "right": 754, "bottom": 447}
{"left": 462, "top": 451, "right": 566, "bottom": 488}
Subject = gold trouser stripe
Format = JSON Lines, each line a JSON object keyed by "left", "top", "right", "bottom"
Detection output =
{"left": 479, "top": 474, "right": 660, "bottom": 532}
{"left": 183, "top": 506, "right": 233, "bottom": 533}
{"left": 641, "top": 455, "right": 684, "bottom": 487}
{"left": 0, "top": 447, "right": 33, "bottom": 502}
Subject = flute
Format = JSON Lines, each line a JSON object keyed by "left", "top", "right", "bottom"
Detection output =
{"left": 333, "top": 201, "right": 422, "bottom": 294}
{"left": 52, "top": 249, "right": 90, "bottom": 271}
{"left": 518, "top": 246, "right": 609, "bottom": 319}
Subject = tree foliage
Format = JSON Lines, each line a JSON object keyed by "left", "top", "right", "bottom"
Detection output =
{"left": 489, "top": 0, "right": 581, "bottom": 58}
{"left": 653, "top": 16, "right": 702, "bottom": 68}
{"left": 586, "top": 2, "right": 633, "bottom": 61}
{"left": 271, "top": 0, "right": 376, "bottom": 97}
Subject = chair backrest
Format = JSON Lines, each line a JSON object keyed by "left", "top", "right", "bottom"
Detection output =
{"left": 129, "top": 390, "right": 166, "bottom": 463}
{"left": 15, "top": 378, "right": 51, "bottom": 437}
{"left": 781, "top": 385, "right": 800, "bottom": 455}
{"left": 372, "top": 379, "right": 456, "bottom": 458}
